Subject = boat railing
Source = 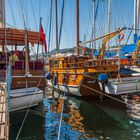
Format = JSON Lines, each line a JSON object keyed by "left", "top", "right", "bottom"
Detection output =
{"left": 110, "top": 76, "right": 140, "bottom": 85}
{"left": 12, "top": 60, "right": 44, "bottom": 70}
{"left": 50, "top": 59, "right": 140, "bottom": 69}
{"left": 120, "top": 58, "right": 140, "bottom": 66}
{"left": 0, "top": 70, "right": 6, "bottom": 82}
{"left": 51, "top": 59, "right": 118, "bottom": 69}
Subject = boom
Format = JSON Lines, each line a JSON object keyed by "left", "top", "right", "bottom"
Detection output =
{"left": 132, "top": 39, "right": 140, "bottom": 64}
{"left": 99, "top": 27, "right": 125, "bottom": 60}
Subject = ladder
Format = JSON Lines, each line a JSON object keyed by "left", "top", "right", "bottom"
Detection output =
{"left": 0, "top": 82, "right": 9, "bottom": 140}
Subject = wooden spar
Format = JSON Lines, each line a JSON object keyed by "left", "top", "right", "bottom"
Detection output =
{"left": 55, "top": 0, "right": 59, "bottom": 51}
{"left": 79, "top": 27, "right": 126, "bottom": 46}
{"left": 36, "top": 17, "right": 42, "bottom": 60}
{"left": 0, "top": 0, "right": 5, "bottom": 52}
{"left": 76, "top": 0, "right": 79, "bottom": 55}
{"left": 134, "top": 0, "right": 137, "bottom": 35}
{"left": 93, "top": 0, "right": 96, "bottom": 49}
{"left": 107, "top": 0, "right": 111, "bottom": 50}
{"left": 0, "top": 0, "right": 5, "bottom": 28}
{"left": 25, "top": 30, "right": 30, "bottom": 75}
{"left": 137, "top": 0, "right": 140, "bottom": 34}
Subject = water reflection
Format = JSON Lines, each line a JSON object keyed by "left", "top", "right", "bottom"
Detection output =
{"left": 44, "top": 97, "right": 140, "bottom": 140}
{"left": 9, "top": 95, "right": 140, "bottom": 140}
{"left": 9, "top": 104, "right": 45, "bottom": 140}
{"left": 122, "top": 95, "right": 140, "bottom": 122}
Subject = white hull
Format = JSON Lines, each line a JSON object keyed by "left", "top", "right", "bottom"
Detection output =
{"left": 47, "top": 80, "right": 81, "bottom": 96}
{"left": 102, "top": 76, "right": 140, "bottom": 95}
{"left": 10, "top": 87, "right": 43, "bottom": 111}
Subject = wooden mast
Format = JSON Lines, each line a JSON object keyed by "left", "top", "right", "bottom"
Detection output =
{"left": 76, "top": 0, "right": 79, "bottom": 55}
{"left": 107, "top": 0, "right": 111, "bottom": 50}
{"left": 93, "top": 0, "right": 96, "bottom": 49}
{"left": 134, "top": 0, "right": 138, "bottom": 35}
{"left": 25, "top": 30, "right": 30, "bottom": 75}
{"left": 0, "top": 0, "right": 5, "bottom": 51}
{"left": 137, "top": 0, "right": 140, "bottom": 35}
{"left": 0, "top": 0, "right": 5, "bottom": 28}
{"left": 55, "top": 0, "right": 59, "bottom": 51}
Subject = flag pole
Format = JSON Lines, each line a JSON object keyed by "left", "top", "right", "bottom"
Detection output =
{"left": 36, "top": 17, "right": 42, "bottom": 60}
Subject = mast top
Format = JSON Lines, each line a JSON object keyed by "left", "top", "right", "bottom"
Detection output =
{"left": 0, "top": 0, "right": 5, "bottom": 28}
{"left": 76, "top": 0, "right": 79, "bottom": 55}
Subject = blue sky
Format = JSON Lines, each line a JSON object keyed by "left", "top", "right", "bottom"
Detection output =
{"left": 5, "top": 0, "right": 135, "bottom": 53}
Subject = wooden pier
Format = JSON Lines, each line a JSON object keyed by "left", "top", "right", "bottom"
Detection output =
{"left": 0, "top": 82, "right": 9, "bottom": 140}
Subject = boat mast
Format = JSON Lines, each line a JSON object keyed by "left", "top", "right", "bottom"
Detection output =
{"left": 76, "top": 0, "right": 79, "bottom": 55}
{"left": 93, "top": 0, "right": 96, "bottom": 49}
{"left": 0, "top": 0, "right": 5, "bottom": 28}
{"left": 134, "top": 0, "right": 138, "bottom": 36}
{"left": 137, "top": 0, "right": 140, "bottom": 35}
{"left": 25, "top": 30, "right": 30, "bottom": 75}
{"left": 0, "top": 0, "right": 5, "bottom": 51}
{"left": 55, "top": 0, "right": 59, "bottom": 51}
{"left": 107, "top": 0, "right": 111, "bottom": 50}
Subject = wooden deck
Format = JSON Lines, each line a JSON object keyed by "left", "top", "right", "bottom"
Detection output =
{"left": 0, "top": 82, "right": 9, "bottom": 140}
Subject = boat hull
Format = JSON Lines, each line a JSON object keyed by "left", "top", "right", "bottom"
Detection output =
{"left": 47, "top": 72, "right": 102, "bottom": 97}
{"left": 11, "top": 70, "right": 46, "bottom": 90}
{"left": 48, "top": 80, "right": 81, "bottom": 96}
{"left": 10, "top": 87, "right": 43, "bottom": 111}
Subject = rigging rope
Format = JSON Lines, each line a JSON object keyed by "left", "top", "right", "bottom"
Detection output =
{"left": 15, "top": 76, "right": 43, "bottom": 140}
{"left": 48, "top": 0, "right": 53, "bottom": 54}
{"left": 8, "top": 0, "right": 16, "bottom": 26}
{"left": 30, "top": 0, "right": 38, "bottom": 30}
{"left": 19, "top": 0, "right": 26, "bottom": 29}
{"left": 81, "top": 84, "right": 134, "bottom": 108}
{"left": 121, "top": 25, "right": 134, "bottom": 53}
{"left": 58, "top": 0, "right": 65, "bottom": 49}
{"left": 90, "top": 0, "right": 99, "bottom": 48}
{"left": 126, "top": 27, "right": 140, "bottom": 31}
{"left": 57, "top": 85, "right": 67, "bottom": 140}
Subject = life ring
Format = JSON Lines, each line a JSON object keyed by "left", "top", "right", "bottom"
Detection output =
{"left": 118, "top": 33, "right": 124, "bottom": 41}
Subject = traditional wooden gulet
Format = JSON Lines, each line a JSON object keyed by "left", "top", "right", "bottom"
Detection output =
{"left": 0, "top": 27, "right": 46, "bottom": 111}
{"left": 46, "top": 0, "right": 140, "bottom": 98}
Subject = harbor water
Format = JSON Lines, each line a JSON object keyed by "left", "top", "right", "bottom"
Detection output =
{"left": 10, "top": 95, "right": 140, "bottom": 140}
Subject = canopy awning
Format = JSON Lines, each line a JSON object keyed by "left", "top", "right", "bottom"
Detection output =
{"left": 0, "top": 28, "right": 43, "bottom": 46}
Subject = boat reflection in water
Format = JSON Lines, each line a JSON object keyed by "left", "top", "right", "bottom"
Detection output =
{"left": 9, "top": 96, "right": 140, "bottom": 139}
{"left": 44, "top": 96, "right": 140, "bottom": 140}
{"left": 122, "top": 95, "right": 140, "bottom": 122}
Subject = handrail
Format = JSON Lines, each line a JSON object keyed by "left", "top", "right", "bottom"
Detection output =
{"left": 50, "top": 59, "right": 119, "bottom": 69}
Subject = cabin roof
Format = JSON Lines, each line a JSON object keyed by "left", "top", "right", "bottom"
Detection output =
{"left": 48, "top": 53, "right": 90, "bottom": 60}
{"left": 0, "top": 28, "right": 43, "bottom": 46}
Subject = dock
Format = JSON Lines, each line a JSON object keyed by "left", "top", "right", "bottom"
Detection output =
{"left": 0, "top": 82, "right": 9, "bottom": 140}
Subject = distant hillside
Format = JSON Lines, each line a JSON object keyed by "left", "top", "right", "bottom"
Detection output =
{"left": 49, "top": 47, "right": 75, "bottom": 54}
{"left": 31, "top": 46, "right": 93, "bottom": 60}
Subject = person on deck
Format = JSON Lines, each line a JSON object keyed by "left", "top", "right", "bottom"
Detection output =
{"left": 9, "top": 52, "right": 19, "bottom": 66}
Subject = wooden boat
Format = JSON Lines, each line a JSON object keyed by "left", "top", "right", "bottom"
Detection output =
{"left": 10, "top": 87, "right": 43, "bottom": 111}
{"left": 46, "top": 0, "right": 127, "bottom": 97}
{"left": 46, "top": 53, "right": 120, "bottom": 97}
{"left": 0, "top": 28, "right": 46, "bottom": 111}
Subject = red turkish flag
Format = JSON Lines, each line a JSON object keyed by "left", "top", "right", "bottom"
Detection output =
{"left": 40, "top": 24, "right": 47, "bottom": 53}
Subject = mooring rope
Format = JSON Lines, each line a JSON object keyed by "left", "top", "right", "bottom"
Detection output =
{"left": 81, "top": 84, "right": 134, "bottom": 108}
{"left": 15, "top": 76, "right": 43, "bottom": 140}
{"left": 57, "top": 84, "right": 67, "bottom": 140}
